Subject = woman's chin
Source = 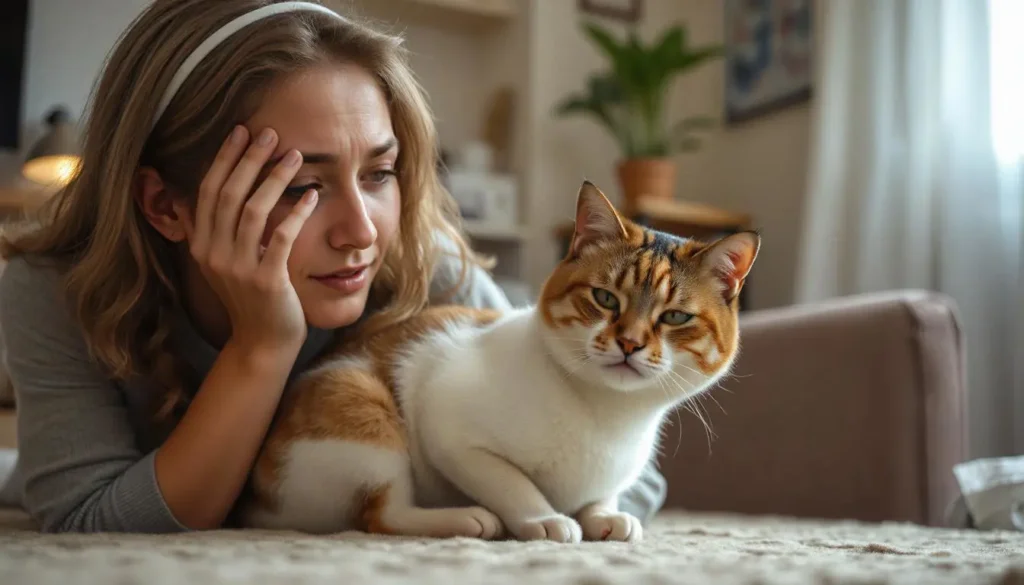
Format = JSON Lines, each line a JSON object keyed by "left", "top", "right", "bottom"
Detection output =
{"left": 302, "top": 297, "right": 369, "bottom": 331}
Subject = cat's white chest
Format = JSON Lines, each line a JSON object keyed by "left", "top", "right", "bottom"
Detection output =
{"left": 404, "top": 331, "right": 661, "bottom": 513}
{"left": 511, "top": 415, "right": 658, "bottom": 513}
{"left": 398, "top": 308, "right": 666, "bottom": 516}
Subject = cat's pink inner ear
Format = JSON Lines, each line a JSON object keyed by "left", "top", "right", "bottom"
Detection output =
{"left": 569, "top": 181, "right": 626, "bottom": 257}
{"left": 701, "top": 232, "right": 760, "bottom": 300}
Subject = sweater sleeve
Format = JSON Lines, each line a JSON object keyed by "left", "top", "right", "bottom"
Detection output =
{"left": 0, "top": 256, "right": 188, "bottom": 533}
{"left": 427, "top": 241, "right": 668, "bottom": 525}
{"left": 428, "top": 248, "right": 513, "bottom": 311}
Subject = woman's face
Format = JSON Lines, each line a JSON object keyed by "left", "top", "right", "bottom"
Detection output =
{"left": 241, "top": 62, "right": 401, "bottom": 329}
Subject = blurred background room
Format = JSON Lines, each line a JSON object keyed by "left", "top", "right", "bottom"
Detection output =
{"left": 0, "top": 0, "right": 1021, "bottom": 527}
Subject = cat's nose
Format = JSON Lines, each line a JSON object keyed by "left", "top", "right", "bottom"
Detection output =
{"left": 616, "top": 336, "right": 645, "bottom": 356}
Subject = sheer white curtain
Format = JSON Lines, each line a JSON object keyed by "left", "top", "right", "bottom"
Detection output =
{"left": 796, "top": 0, "right": 1024, "bottom": 458}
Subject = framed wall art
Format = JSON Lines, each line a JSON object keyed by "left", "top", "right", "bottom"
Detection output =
{"left": 724, "top": 0, "right": 813, "bottom": 124}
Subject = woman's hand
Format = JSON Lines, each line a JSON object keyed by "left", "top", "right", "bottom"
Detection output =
{"left": 184, "top": 125, "right": 317, "bottom": 355}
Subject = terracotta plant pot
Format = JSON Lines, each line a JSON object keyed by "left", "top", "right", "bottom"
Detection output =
{"left": 616, "top": 157, "right": 677, "bottom": 215}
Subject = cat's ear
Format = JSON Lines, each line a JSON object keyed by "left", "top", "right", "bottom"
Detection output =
{"left": 698, "top": 231, "right": 760, "bottom": 302}
{"left": 567, "top": 181, "right": 627, "bottom": 258}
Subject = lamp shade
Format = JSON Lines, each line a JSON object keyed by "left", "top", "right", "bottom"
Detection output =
{"left": 22, "top": 107, "right": 81, "bottom": 187}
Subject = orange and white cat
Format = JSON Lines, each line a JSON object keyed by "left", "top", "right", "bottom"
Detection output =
{"left": 238, "top": 181, "right": 759, "bottom": 543}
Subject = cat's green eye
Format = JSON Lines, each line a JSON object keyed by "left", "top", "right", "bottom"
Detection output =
{"left": 592, "top": 288, "right": 620, "bottom": 311}
{"left": 660, "top": 310, "right": 693, "bottom": 326}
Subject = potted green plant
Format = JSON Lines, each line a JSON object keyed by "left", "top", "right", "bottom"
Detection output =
{"left": 555, "top": 22, "right": 723, "bottom": 213}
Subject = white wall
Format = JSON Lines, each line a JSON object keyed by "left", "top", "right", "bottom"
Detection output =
{"left": 20, "top": 0, "right": 151, "bottom": 153}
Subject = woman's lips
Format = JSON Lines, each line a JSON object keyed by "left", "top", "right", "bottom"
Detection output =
{"left": 311, "top": 265, "right": 369, "bottom": 294}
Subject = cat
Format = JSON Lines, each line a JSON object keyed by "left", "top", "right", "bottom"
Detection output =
{"left": 237, "top": 180, "right": 760, "bottom": 543}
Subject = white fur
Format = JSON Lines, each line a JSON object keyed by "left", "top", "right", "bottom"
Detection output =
{"left": 393, "top": 306, "right": 733, "bottom": 542}
{"left": 242, "top": 435, "right": 503, "bottom": 539}
{"left": 243, "top": 440, "right": 404, "bottom": 534}
{"left": 244, "top": 305, "right": 733, "bottom": 542}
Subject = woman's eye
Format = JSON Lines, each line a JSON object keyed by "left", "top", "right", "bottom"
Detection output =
{"left": 365, "top": 169, "right": 397, "bottom": 184}
{"left": 283, "top": 183, "right": 320, "bottom": 197}
{"left": 591, "top": 287, "right": 620, "bottom": 311}
{"left": 660, "top": 310, "right": 694, "bottom": 326}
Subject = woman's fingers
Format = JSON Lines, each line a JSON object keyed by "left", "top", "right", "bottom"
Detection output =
{"left": 259, "top": 189, "right": 318, "bottom": 278}
{"left": 210, "top": 127, "right": 279, "bottom": 268}
{"left": 194, "top": 125, "right": 249, "bottom": 253}
{"left": 235, "top": 148, "right": 303, "bottom": 261}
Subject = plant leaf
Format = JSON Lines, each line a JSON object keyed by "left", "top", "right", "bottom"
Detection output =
{"left": 581, "top": 22, "right": 625, "bottom": 66}
{"left": 588, "top": 73, "right": 626, "bottom": 105}
{"left": 654, "top": 26, "right": 685, "bottom": 85}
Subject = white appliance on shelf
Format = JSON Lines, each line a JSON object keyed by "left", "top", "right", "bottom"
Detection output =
{"left": 445, "top": 140, "right": 519, "bottom": 230}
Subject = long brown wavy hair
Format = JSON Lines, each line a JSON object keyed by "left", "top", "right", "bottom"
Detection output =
{"left": 0, "top": 0, "right": 482, "bottom": 417}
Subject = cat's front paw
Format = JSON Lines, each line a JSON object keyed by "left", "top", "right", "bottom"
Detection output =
{"left": 578, "top": 510, "right": 643, "bottom": 543}
{"left": 463, "top": 506, "right": 505, "bottom": 540}
{"left": 510, "top": 514, "right": 582, "bottom": 543}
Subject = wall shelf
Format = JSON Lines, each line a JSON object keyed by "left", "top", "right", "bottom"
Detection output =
{"left": 462, "top": 220, "right": 527, "bottom": 242}
{"left": 372, "top": 0, "right": 518, "bottom": 27}
{"left": 404, "top": 0, "right": 517, "bottom": 19}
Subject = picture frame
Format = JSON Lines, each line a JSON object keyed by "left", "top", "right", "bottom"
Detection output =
{"left": 724, "top": 0, "right": 813, "bottom": 124}
{"left": 578, "top": 0, "right": 643, "bottom": 23}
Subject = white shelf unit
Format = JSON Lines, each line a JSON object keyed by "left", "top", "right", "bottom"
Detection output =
{"left": 353, "top": 0, "right": 531, "bottom": 294}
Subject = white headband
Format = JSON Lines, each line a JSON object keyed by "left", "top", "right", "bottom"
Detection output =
{"left": 150, "top": 2, "right": 346, "bottom": 131}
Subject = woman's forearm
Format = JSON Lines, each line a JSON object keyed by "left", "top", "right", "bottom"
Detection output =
{"left": 153, "top": 338, "right": 301, "bottom": 529}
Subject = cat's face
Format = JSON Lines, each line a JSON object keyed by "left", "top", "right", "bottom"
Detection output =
{"left": 538, "top": 181, "right": 759, "bottom": 399}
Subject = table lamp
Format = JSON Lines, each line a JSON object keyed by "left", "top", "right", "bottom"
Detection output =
{"left": 21, "top": 106, "right": 81, "bottom": 187}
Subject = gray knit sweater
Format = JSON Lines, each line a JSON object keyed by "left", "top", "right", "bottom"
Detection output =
{"left": 0, "top": 251, "right": 667, "bottom": 533}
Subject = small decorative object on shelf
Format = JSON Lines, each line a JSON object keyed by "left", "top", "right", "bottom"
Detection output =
{"left": 444, "top": 140, "right": 519, "bottom": 232}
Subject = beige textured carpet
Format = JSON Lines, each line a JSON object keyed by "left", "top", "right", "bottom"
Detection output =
{"left": 1, "top": 508, "right": 1022, "bottom": 585}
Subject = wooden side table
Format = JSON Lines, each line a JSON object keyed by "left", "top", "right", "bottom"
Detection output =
{"left": 554, "top": 196, "right": 755, "bottom": 311}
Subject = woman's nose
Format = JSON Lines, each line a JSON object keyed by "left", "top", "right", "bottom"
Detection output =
{"left": 327, "top": 186, "right": 378, "bottom": 251}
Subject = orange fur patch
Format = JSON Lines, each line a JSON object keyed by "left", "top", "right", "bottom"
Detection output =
{"left": 244, "top": 306, "right": 501, "bottom": 517}
{"left": 359, "top": 484, "right": 394, "bottom": 535}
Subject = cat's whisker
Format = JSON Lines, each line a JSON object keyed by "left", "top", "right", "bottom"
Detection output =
{"left": 692, "top": 394, "right": 719, "bottom": 442}
{"left": 682, "top": 400, "right": 714, "bottom": 456}
{"left": 561, "top": 352, "right": 595, "bottom": 377}
{"left": 668, "top": 371, "right": 721, "bottom": 434}
{"left": 672, "top": 361, "right": 704, "bottom": 377}
{"left": 704, "top": 389, "right": 727, "bottom": 415}
{"left": 662, "top": 371, "right": 715, "bottom": 456}
{"left": 664, "top": 369, "right": 696, "bottom": 394}
{"left": 561, "top": 352, "right": 594, "bottom": 371}
{"left": 544, "top": 335, "right": 593, "bottom": 341}
{"left": 656, "top": 377, "right": 685, "bottom": 459}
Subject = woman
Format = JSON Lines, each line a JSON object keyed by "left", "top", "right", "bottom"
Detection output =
{"left": 0, "top": 0, "right": 665, "bottom": 534}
